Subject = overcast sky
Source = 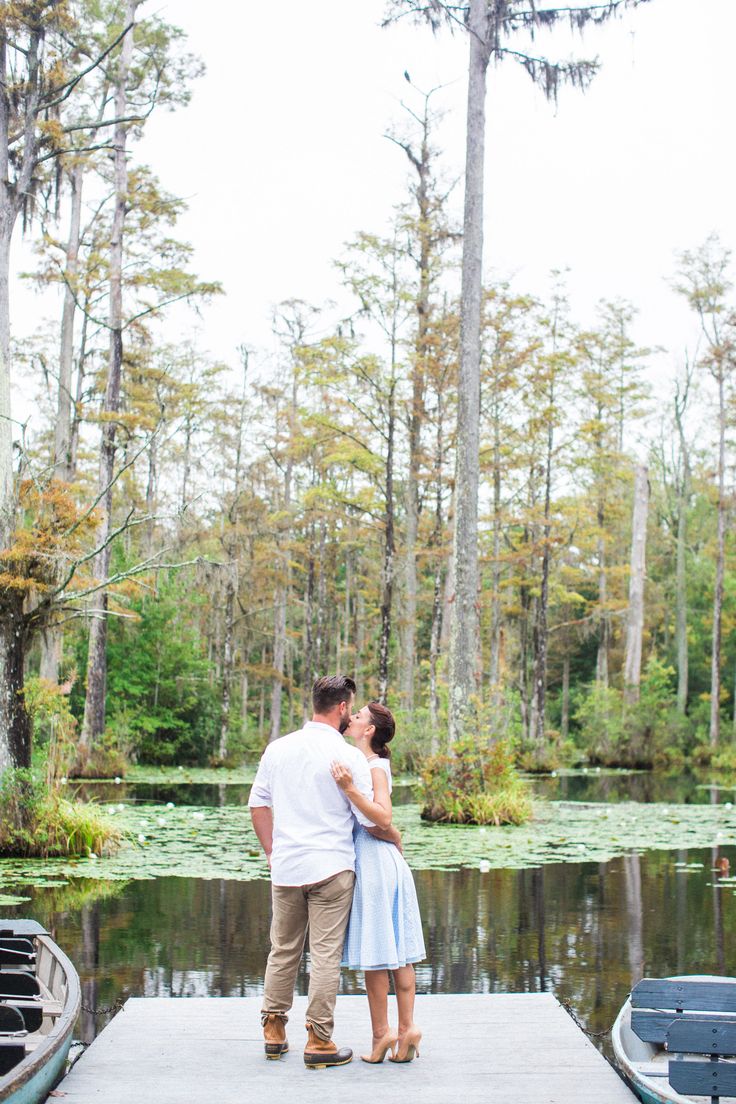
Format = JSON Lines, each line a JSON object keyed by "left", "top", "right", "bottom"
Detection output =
{"left": 14, "top": 0, "right": 736, "bottom": 428}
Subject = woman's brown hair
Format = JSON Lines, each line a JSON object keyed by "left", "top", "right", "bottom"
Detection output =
{"left": 367, "top": 701, "right": 395, "bottom": 759}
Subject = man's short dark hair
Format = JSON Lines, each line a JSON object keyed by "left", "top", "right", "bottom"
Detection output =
{"left": 312, "top": 674, "right": 356, "bottom": 714}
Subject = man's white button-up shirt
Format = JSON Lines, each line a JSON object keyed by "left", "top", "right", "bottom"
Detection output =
{"left": 248, "top": 720, "right": 375, "bottom": 887}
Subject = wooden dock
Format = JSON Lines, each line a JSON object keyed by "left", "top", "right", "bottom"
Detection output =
{"left": 56, "top": 994, "right": 636, "bottom": 1104}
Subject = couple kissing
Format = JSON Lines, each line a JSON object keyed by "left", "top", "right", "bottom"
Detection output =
{"left": 248, "top": 674, "right": 425, "bottom": 1069}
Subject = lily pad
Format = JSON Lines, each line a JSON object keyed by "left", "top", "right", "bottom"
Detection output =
{"left": 1, "top": 798, "right": 736, "bottom": 887}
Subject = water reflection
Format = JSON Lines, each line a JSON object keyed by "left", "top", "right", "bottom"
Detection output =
{"left": 11, "top": 845, "right": 735, "bottom": 1057}
{"left": 69, "top": 781, "right": 419, "bottom": 807}
{"left": 72, "top": 771, "right": 733, "bottom": 808}
{"left": 527, "top": 770, "right": 733, "bottom": 805}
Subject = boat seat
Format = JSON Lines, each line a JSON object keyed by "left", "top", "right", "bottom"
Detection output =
{"left": 0, "top": 1004, "right": 25, "bottom": 1034}
{"left": 666, "top": 1017, "right": 736, "bottom": 1102}
{"left": 632, "top": 1009, "right": 736, "bottom": 1045}
{"left": 0, "top": 937, "right": 35, "bottom": 969}
{"left": 631, "top": 978, "right": 736, "bottom": 1053}
{"left": 632, "top": 978, "right": 736, "bottom": 1015}
{"left": 0, "top": 1040, "right": 26, "bottom": 1076}
{"left": 0, "top": 996, "right": 62, "bottom": 1033}
{"left": 0, "top": 970, "right": 41, "bottom": 999}
{"left": 0, "top": 998, "right": 42, "bottom": 1034}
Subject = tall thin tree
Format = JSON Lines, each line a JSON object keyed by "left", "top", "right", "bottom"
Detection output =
{"left": 384, "top": 0, "right": 653, "bottom": 741}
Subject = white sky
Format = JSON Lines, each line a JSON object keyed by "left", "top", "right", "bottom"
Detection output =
{"left": 13, "top": 0, "right": 736, "bottom": 432}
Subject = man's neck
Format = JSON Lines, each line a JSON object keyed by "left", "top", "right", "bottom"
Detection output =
{"left": 310, "top": 712, "right": 341, "bottom": 732}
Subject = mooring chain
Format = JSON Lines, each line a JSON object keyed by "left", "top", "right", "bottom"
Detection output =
{"left": 561, "top": 999, "right": 611, "bottom": 1038}
{"left": 80, "top": 999, "right": 126, "bottom": 1017}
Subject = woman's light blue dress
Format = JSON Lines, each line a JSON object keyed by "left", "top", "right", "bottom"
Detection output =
{"left": 343, "top": 758, "right": 426, "bottom": 971}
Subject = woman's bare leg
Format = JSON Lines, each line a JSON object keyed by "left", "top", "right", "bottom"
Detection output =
{"left": 364, "top": 969, "right": 391, "bottom": 1041}
{"left": 392, "top": 965, "right": 416, "bottom": 1037}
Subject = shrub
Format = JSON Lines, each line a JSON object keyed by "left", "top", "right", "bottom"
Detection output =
{"left": 23, "top": 676, "right": 78, "bottom": 787}
{"left": 574, "top": 658, "right": 686, "bottom": 768}
{"left": 70, "top": 737, "right": 128, "bottom": 780}
{"left": 420, "top": 737, "right": 532, "bottom": 826}
{"left": 0, "top": 768, "right": 121, "bottom": 858}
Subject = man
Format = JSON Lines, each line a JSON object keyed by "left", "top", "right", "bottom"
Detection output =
{"left": 249, "top": 674, "right": 374, "bottom": 1069}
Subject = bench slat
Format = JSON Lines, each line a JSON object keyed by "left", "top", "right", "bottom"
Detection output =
{"left": 632, "top": 1009, "right": 736, "bottom": 1044}
{"left": 667, "top": 1018, "right": 736, "bottom": 1056}
{"left": 632, "top": 979, "right": 736, "bottom": 1013}
{"left": 669, "top": 1059, "right": 736, "bottom": 1098}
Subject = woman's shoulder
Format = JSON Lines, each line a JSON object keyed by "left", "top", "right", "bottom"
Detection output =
{"left": 370, "top": 757, "right": 392, "bottom": 777}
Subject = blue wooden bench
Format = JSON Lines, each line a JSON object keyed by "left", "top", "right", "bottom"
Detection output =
{"left": 631, "top": 978, "right": 736, "bottom": 1103}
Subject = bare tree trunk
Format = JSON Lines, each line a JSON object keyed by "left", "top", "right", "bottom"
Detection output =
{"left": 269, "top": 585, "right": 287, "bottom": 743}
{"left": 429, "top": 406, "right": 445, "bottom": 737}
{"left": 219, "top": 564, "right": 235, "bottom": 759}
{"left": 378, "top": 386, "right": 396, "bottom": 704}
{"left": 269, "top": 370, "right": 296, "bottom": 742}
{"left": 710, "top": 369, "right": 726, "bottom": 747}
{"left": 623, "top": 464, "right": 649, "bottom": 706}
{"left": 315, "top": 518, "right": 327, "bottom": 674}
{"left": 0, "top": 27, "right": 41, "bottom": 768}
{"left": 302, "top": 534, "right": 315, "bottom": 718}
{"left": 54, "top": 163, "right": 83, "bottom": 482}
{"left": 355, "top": 589, "right": 365, "bottom": 702}
{"left": 258, "top": 644, "right": 266, "bottom": 741}
{"left": 80, "top": 4, "right": 138, "bottom": 755}
{"left": 69, "top": 305, "right": 88, "bottom": 479}
{"left": 675, "top": 500, "right": 688, "bottom": 714}
{"left": 561, "top": 655, "right": 570, "bottom": 740}
{"left": 398, "top": 110, "right": 433, "bottom": 720}
{"left": 240, "top": 665, "right": 249, "bottom": 735}
{"left": 595, "top": 527, "right": 609, "bottom": 688}
{"left": 448, "top": 0, "right": 488, "bottom": 742}
{"left": 144, "top": 430, "right": 157, "bottom": 556}
{"left": 489, "top": 410, "right": 502, "bottom": 692}
{"left": 673, "top": 381, "right": 691, "bottom": 714}
{"left": 532, "top": 385, "right": 554, "bottom": 756}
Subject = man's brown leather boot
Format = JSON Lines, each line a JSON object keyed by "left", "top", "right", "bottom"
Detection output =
{"left": 303, "top": 1023, "right": 353, "bottom": 1069}
{"left": 263, "top": 1013, "right": 289, "bottom": 1060}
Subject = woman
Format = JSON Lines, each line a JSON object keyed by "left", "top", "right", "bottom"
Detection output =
{"left": 330, "top": 701, "right": 425, "bottom": 1064}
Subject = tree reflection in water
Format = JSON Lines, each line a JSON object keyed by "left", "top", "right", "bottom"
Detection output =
{"left": 20, "top": 844, "right": 735, "bottom": 1055}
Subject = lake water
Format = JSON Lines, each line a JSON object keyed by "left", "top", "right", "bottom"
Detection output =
{"left": 67, "top": 768, "right": 729, "bottom": 809}
{"left": 4, "top": 770, "right": 735, "bottom": 1061}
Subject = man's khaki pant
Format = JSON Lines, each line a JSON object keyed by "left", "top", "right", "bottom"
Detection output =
{"left": 262, "top": 869, "right": 355, "bottom": 1041}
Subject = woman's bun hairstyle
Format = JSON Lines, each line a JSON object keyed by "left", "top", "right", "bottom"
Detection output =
{"left": 366, "top": 701, "right": 395, "bottom": 759}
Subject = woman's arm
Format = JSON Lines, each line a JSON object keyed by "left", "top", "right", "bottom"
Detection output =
{"left": 330, "top": 760, "right": 392, "bottom": 831}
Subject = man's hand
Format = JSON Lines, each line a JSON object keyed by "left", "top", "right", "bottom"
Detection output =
{"left": 367, "top": 824, "right": 403, "bottom": 853}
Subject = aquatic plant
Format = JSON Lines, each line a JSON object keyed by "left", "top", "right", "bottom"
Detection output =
{"left": 0, "top": 768, "right": 121, "bottom": 858}
{"left": 420, "top": 738, "right": 532, "bottom": 825}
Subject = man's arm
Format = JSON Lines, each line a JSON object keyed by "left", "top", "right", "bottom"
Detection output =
{"left": 250, "top": 806, "right": 274, "bottom": 867}
{"left": 248, "top": 746, "right": 274, "bottom": 866}
{"left": 367, "top": 823, "right": 403, "bottom": 852}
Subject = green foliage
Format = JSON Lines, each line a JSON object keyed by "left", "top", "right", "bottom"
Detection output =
{"left": 420, "top": 737, "right": 532, "bottom": 825}
{"left": 23, "top": 676, "right": 78, "bottom": 786}
{"left": 101, "top": 573, "right": 220, "bottom": 765}
{"left": 574, "top": 657, "right": 688, "bottom": 767}
{"left": 0, "top": 768, "right": 121, "bottom": 858}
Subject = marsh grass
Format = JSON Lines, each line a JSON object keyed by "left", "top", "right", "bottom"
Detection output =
{"left": 0, "top": 768, "right": 121, "bottom": 858}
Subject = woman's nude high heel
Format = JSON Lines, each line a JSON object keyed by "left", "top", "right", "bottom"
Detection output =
{"left": 361, "top": 1030, "right": 398, "bottom": 1063}
{"left": 389, "top": 1026, "right": 422, "bottom": 1063}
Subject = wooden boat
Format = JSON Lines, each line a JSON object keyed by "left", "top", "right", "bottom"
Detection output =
{"left": 612, "top": 975, "right": 736, "bottom": 1104}
{"left": 0, "top": 920, "right": 80, "bottom": 1104}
